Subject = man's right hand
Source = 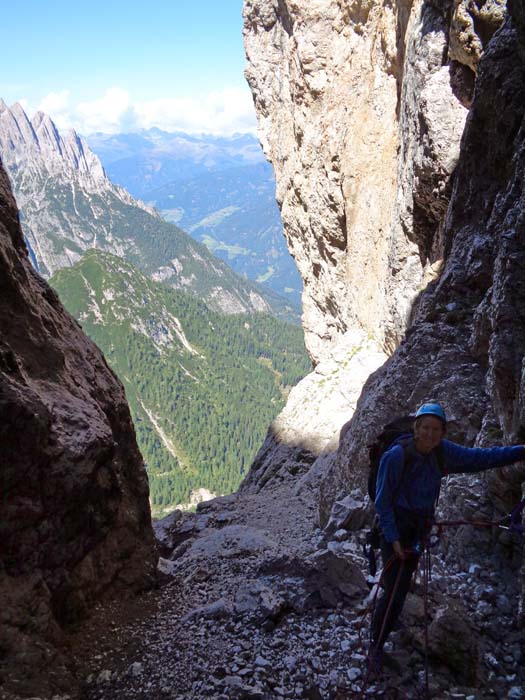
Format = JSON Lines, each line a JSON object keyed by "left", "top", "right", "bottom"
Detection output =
{"left": 393, "top": 540, "right": 408, "bottom": 560}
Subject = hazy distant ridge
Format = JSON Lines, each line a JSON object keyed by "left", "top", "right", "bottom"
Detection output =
{"left": 87, "top": 129, "right": 303, "bottom": 303}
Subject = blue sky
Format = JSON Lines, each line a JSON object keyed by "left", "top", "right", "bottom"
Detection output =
{"left": 1, "top": 0, "right": 257, "bottom": 135}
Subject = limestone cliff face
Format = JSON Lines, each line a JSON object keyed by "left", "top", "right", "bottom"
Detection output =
{"left": 244, "top": 0, "right": 482, "bottom": 364}
{"left": 0, "top": 102, "right": 156, "bottom": 279}
{"left": 242, "top": 0, "right": 511, "bottom": 491}
{"left": 0, "top": 162, "right": 157, "bottom": 694}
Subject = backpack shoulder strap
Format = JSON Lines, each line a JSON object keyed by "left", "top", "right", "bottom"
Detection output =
{"left": 434, "top": 442, "right": 446, "bottom": 507}
{"left": 392, "top": 439, "right": 446, "bottom": 507}
{"left": 392, "top": 437, "right": 415, "bottom": 503}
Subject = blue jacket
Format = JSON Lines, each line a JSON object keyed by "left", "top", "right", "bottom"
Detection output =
{"left": 375, "top": 438, "right": 524, "bottom": 543}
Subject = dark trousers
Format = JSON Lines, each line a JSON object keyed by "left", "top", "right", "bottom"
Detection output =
{"left": 370, "top": 538, "right": 419, "bottom": 649}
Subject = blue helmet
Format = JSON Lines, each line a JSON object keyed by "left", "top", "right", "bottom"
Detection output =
{"left": 415, "top": 402, "right": 447, "bottom": 424}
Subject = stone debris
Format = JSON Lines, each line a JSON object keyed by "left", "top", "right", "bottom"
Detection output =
{"left": 95, "top": 670, "right": 112, "bottom": 684}
{"left": 127, "top": 662, "right": 143, "bottom": 677}
{"left": 72, "top": 481, "right": 524, "bottom": 700}
{"left": 322, "top": 492, "right": 369, "bottom": 538}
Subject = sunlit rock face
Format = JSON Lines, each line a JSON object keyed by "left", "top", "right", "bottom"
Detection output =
{"left": 0, "top": 162, "right": 157, "bottom": 694}
{"left": 0, "top": 100, "right": 153, "bottom": 279}
{"left": 241, "top": 329, "right": 387, "bottom": 492}
{"left": 449, "top": 0, "right": 507, "bottom": 74}
{"left": 243, "top": 0, "right": 484, "bottom": 364}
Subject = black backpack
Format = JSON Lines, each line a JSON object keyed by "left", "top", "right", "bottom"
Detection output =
{"left": 367, "top": 415, "right": 416, "bottom": 501}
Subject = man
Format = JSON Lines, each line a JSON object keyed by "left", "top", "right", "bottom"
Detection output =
{"left": 370, "top": 402, "right": 524, "bottom": 665}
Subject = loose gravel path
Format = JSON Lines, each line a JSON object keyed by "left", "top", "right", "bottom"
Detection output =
{"left": 21, "top": 483, "right": 524, "bottom": 700}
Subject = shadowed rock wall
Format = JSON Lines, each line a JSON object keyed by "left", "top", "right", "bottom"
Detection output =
{"left": 0, "top": 162, "right": 157, "bottom": 695}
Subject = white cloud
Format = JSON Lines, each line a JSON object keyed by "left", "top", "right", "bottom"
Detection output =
{"left": 36, "top": 90, "right": 71, "bottom": 130}
{"left": 76, "top": 88, "right": 137, "bottom": 134}
{"left": 134, "top": 88, "right": 258, "bottom": 136}
{"left": 34, "top": 86, "right": 258, "bottom": 136}
{"left": 38, "top": 90, "right": 71, "bottom": 114}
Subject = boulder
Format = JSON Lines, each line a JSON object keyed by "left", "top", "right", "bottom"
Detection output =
{"left": 304, "top": 548, "right": 368, "bottom": 604}
{"left": 234, "top": 581, "right": 287, "bottom": 622}
{"left": 428, "top": 604, "right": 481, "bottom": 684}
{"left": 181, "top": 525, "right": 278, "bottom": 561}
{"left": 323, "top": 492, "right": 369, "bottom": 537}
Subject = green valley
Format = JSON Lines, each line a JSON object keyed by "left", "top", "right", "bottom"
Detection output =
{"left": 51, "top": 250, "right": 310, "bottom": 517}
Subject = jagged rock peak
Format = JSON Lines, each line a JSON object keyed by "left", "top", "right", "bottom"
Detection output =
{"left": 63, "top": 126, "right": 106, "bottom": 178}
{"left": 1, "top": 101, "right": 38, "bottom": 151}
{"left": 0, "top": 100, "right": 106, "bottom": 182}
{"left": 31, "top": 109, "right": 64, "bottom": 155}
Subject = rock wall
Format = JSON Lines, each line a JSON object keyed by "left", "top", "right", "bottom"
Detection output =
{"left": 0, "top": 161, "right": 157, "bottom": 696}
{"left": 242, "top": 0, "right": 514, "bottom": 488}
{"left": 322, "top": 0, "right": 525, "bottom": 513}
{"left": 243, "top": 0, "right": 483, "bottom": 364}
{"left": 0, "top": 100, "right": 106, "bottom": 183}
{"left": 243, "top": 0, "right": 524, "bottom": 617}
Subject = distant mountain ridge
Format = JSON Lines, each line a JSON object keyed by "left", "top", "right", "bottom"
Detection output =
{"left": 0, "top": 99, "right": 107, "bottom": 183}
{"left": 0, "top": 102, "right": 298, "bottom": 319}
{"left": 86, "top": 128, "right": 266, "bottom": 198}
{"left": 87, "top": 128, "right": 303, "bottom": 303}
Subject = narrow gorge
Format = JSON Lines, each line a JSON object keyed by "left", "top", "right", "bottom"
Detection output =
{"left": 242, "top": 0, "right": 525, "bottom": 587}
{"left": 1, "top": 0, "right": 524, "bottom": 698}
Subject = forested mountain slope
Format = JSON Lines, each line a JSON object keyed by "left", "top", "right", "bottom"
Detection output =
{"left": 50, "top": 250, "right": 310, "bottom": 515}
